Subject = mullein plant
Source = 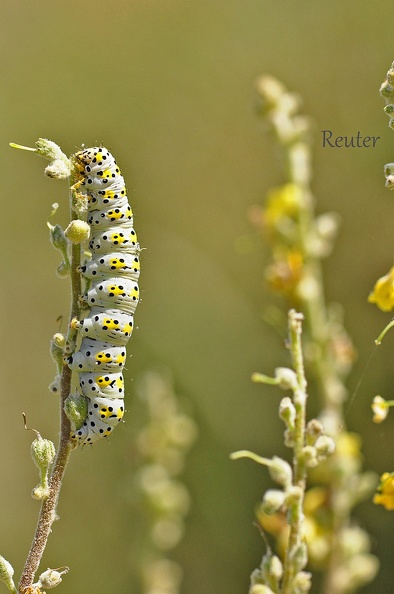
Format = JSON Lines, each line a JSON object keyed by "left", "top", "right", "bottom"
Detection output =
{"left": 233, "top": 77, "right": 378, "bottom": 594}
{"left": 369, "top": 61, "right": 394, "bottom": 511}
{"left": 125, "top": 369, "right": 198, "bottom": 594}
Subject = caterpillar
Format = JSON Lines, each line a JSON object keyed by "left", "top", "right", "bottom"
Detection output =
{"left": 66, "top": 147, "right": 140, "bottom": 445}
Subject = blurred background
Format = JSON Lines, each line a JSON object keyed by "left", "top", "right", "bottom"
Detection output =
{"left": 2, "top": 0, "right": 394, "bottom": 592}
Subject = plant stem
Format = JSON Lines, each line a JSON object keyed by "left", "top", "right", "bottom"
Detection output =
{"left": 18, "top": 203, "right": 81, "bottom": 593}
{"left": 282, "top": 310, "right": 308, "bottom": 594}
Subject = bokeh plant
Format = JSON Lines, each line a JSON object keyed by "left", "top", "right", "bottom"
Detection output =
{"left": 125, "top": 369, "right": 198, "bottom": 594}
{"left": 233, "top": 76, "right": 378, "bottom": 594}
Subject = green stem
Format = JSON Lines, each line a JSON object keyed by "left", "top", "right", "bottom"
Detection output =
{"left": 18, "top": 194, "right": 81, "bottom": 594}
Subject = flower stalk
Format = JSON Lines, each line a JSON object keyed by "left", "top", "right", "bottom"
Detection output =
{"left": 248, "top": 78, "right": 378, "bottom": 594}
{"left": 281, "top": 312, "right": 308, "bottom": 594}
{"left": 10, "top": 139, "right": 80, "bottom": 593}
{"left": 236, "top": 310, "right": 337, "bottom": 594}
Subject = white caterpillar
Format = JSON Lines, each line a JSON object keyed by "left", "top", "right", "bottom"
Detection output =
{"left": 66, "top": 147, "right": 140, "bottom": 445}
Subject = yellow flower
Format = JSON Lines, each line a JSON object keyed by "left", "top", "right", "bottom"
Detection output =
{"left": 373, "top": 472, "right": 394, "bottom": 510}
{"left": 336, "top": 432, "right": 362, "bottom": 459}
{"left": 371, "top": 396, "right": 389, "bottom": 423}
{"left": 368, "top": 267, "right": 394, "bottom": 311}
{"left": 265, "top": 249, "right": 304, "bottom": 294}
{"left": 264, "top": 183, "right": 304, "bottom": 230}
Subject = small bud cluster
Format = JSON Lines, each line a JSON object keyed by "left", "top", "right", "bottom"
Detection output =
{"left": 10, "top": 138, "right": 71, "bottom": 179}
{"left": 249, "top": 552, "right": 284, "bottom": 594}
{"left": 380, "top": 62, "right": 394, "bottom": 133}
{"left": 380, "top": 63, "right": 394, "bottom": 190}
{"left": 273, "top": 373, "right": 335, "bottom": 471}
{"left": 30, "top": 430, "right": 56, "bottom": 501}
{"left": 33, "top": 567, "right": 69, "bottom": 591}
{"left": 128, "top": 370, "right": 197, "bottom": 594}
{"left": 34, "top": 138, "right": 71, "bottom": 179}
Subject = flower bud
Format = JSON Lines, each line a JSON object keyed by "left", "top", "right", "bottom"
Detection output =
{"left": 31, "top": 433, "right": 55, "bottom": 499}
{"left": 36, "top": 567, "right": 69, "bottom": 589}
{"left": 289, "top": 542, "right": 308, "bottom": 573}
{"left": 380, "top": 79, "right": 394, "bottom": 100}
{"left": 49, "top": 224, "right": 68, "bottom": 252}
{"left": 269, "top": 555, "right": 283, "bottom": 581}
{"left": 260, "top": 489, "right": 286, "bottom": 514}
{"left": 305, "top": 419, "right": 324, "bottom": 442}
{"left": 300, "top": 446, "right": 318, "bottom": 468}
{"left": 45, "top": 160, "right": 71, "bottom": 180}
{"left": 269, "top": 456, "right": 292, "bottom": 487}
{"left": 384, "top": 104, "right": 394, "bottom": 116}
{"left": 255, "top": 74, "right": 286, "bottom": 107}
{"left": 274, "top": 368, "right": 298, "bottom": 391}
{"left": 37, "top": 139, "right": 70, "bottom": 179}
{"left": 292, "top": 571, "right": 312, "bottom": 593}
{"left": 50, "top": 334, "right": 65, "bottom": 375}
{"left": 0, "top": 555, "right": 16, "bottom": 592}
{"left": 384, "top": 162, "right": 394, "bottom": 177}
{"left": 10, "top": 138, "right": 71, "bottom": 179}
{"left": 385, "top": 174, "right": 394, "bottom": 189}
{"left": 261, "top": 552, "right": 283, "bottom": 582}
{"left": 24, "top": 416, "right": 55, "bottom": 500}
{"left": 314, "top": 435, "right": 335, "bottom": 459}
{"left": 387, "top": 65, "right": 394, "bottom": 86}
{"left": 34, "top": 138, "right": 67, "bottom": 162}
{"left": 31, "top": 435, "right": 56, "bottom": 472}
{"left": 64, "top": 393, "right": 88, "bottom": 429}
{"left": 64, "top": 220, "right": 90, "bottom": 244}
{"left": 279, "top": 397, "right": 296, "bottom": 428}
{"left": 53, "top": 333, "right": 66, "bottom": 348}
